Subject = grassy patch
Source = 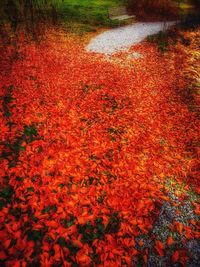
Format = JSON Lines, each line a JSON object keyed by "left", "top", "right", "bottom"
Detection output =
{"left": 57, "top": 0, "right": 126, "bottom": 32}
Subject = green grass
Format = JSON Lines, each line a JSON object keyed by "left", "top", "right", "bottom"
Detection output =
{"left": 57, "top": 0, "right": 126, "bottom": 31}
{"left": 0, "top": 0, "right": 127, "bottom": 36}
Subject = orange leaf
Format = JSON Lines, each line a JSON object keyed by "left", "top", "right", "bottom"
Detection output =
{"left": 172, "top": 251, "right": 179, "bottom": 263}
{"left": 53, "top": 244, "right": 61, "bottom": 260}
{"left": 155, "top": 240, "right": 164, "bottom": 250}
{"left": 48, "top": 221, "right": 58, "bottom": 228}
{"left": 143, "top": 254, "right": 148, "bottom": 264}
{"left": 0, "top": 250, "right": 7, "bottom": 260}
{"left": 3, "top": 239, "right": 11, "bottom": 249}
{"left": 13, "top": 261, "right": 21, "bottom": 267}
{"left": 138, "top": 240, "right": 143, "bottom": 247}
{"left": 76, "top": 252, "right": 91, "bottom": 265}
{"left": 175, "top": 222, "right": 184, "bottom": 233}
{"left": 194, "top": 206, "right": 200, "bottom": 215}
{"left": 166, "top": 236, "right": 174, "bottom": 246}
{"left": 123, "top": 256, "right": 131, "bottom": 265}
{"left": 57, "top": 207, "right": 63, "bottom": 213}
{"left": 155, "top": 240, "right": 165, "bottom": 256}
{"left": 131, "top": 248, "right": 138, "bottom": 256}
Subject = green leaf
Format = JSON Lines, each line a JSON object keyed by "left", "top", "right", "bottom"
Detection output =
{"left": 24, "top": 125, "right": 38, "bottom": 137}
{"left": 27, "top": 187, "right": 34, "bottom": 192}
{"left": 105, "top": 212, "right": 121, "bottom": 234}
{"left": 0, "top": 186, "right": 14, "bottom": 200}
{"left": 61, "top": 216, "right": 75, "bottom": 228}
{"left": 27, "top": 229, "right": 45, "bottom": 241}
{"left": 42, "top": 205, "right": 57, "bottom": 214}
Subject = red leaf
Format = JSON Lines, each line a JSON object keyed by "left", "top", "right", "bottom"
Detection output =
{"left": 172, "top": 251, "right": 179, "bottom": 263}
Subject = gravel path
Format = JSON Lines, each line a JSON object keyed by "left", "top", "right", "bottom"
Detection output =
{"left": 87, "top": 21, "right": 177, "bottom": 54}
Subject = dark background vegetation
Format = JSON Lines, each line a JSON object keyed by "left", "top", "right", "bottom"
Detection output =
{"left": 0, "top": 0, "right": 200, "bottom": 38}
{"left": 0, "top": 1, "right": 59, "bottom": 39}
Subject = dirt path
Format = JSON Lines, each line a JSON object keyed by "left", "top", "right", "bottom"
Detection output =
{"left": 86, "top": 21, "right": 177, "bottom": 54}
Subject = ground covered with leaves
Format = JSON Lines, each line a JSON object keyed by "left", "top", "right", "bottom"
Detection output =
{"left": 0, "top": 28, "right": 200, "bottom": 266}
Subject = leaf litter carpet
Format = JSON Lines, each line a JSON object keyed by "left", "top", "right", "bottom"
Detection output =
{"left": 0, "top": 31, "right": 199, "bottom": 266}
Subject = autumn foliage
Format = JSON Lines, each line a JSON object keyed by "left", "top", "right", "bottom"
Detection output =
{"left": 0, "top": 29, "right": 200, "bottom": 266}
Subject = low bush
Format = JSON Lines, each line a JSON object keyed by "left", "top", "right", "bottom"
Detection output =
{"left": 127, "top": 0, "right": 179, "bottom": 19}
